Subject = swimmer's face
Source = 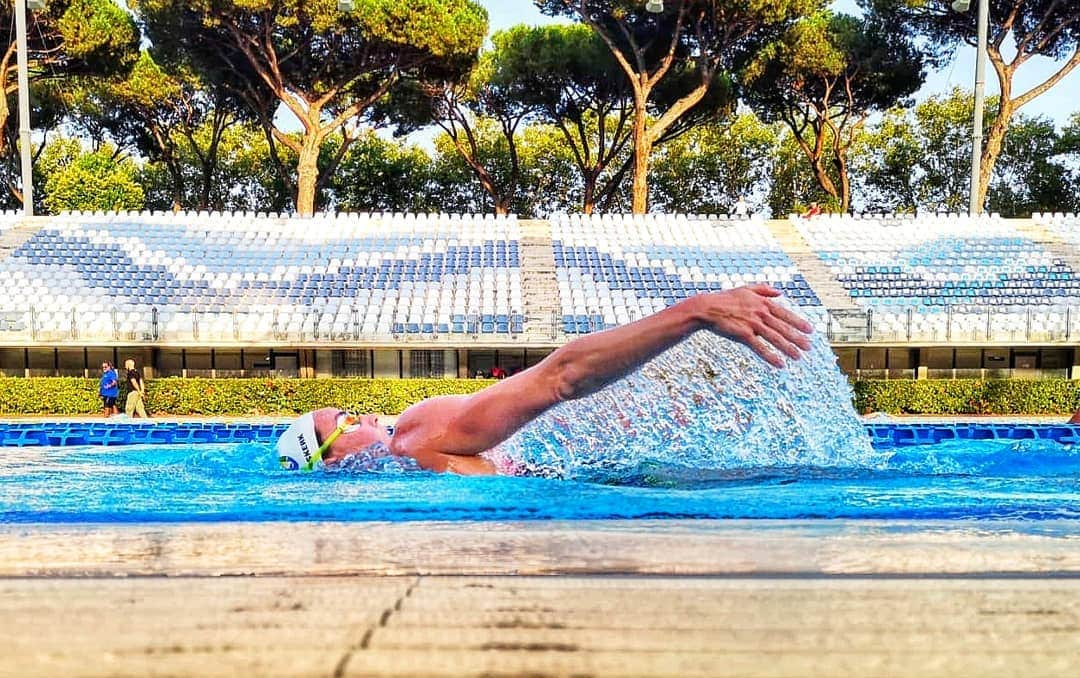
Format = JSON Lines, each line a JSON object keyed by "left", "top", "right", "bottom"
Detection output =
{"left": 311, "top": 407, "right": 391, "bottom": 467}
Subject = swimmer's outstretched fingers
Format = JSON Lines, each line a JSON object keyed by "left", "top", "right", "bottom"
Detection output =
{"left": 690, "top": 284, "right": 813, "bottom": 368}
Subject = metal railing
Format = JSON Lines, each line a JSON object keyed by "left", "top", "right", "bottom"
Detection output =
{"left": 925, "top": 367, "right": 1067, "bottom": 380}
{"left": 825, "top": 306, "right": 1080, "bottom": 344}
{"left": 845, "top": 367, "right": 1071, "bottom": 381}
{"left": 0, "top": 306, "right": 536, "bottom": 344}
{"left": 163, "top": 368, "right": 300, "bottom": 379}
{"left": 847, "top": 368, "right": 917, "bottom": 380}
{"left": 3, "top": 304, "right": 1080, "bottom": 346}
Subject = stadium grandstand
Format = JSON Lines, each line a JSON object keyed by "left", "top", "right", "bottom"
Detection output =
{"left": 1, "top": 209, "right": 1080, "bottom": 381}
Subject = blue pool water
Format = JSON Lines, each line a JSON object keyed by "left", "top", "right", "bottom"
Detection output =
{"left": 0, "top": 432, "right": 1078, "bottom": 522}
{"left": 2, "top": 330, "right": 1078, "bottom": 524}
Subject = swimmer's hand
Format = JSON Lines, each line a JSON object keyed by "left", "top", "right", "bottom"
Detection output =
{"left": 689, "top": 285, "right": 814, "bottom": 368}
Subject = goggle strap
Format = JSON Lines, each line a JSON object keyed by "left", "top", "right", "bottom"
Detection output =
{"left": 303, "top": 413, "right": 358, "bottom": 471}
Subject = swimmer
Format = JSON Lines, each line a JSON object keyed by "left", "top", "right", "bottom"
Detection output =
{"left": 277, "top": 284, "right": 814, "bottom": 475}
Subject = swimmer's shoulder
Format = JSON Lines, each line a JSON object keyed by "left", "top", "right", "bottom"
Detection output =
{"left": 390, "top": 394, "right": 473, "bottom": 457}
{"left": 389, "top": 395, "right": 500, "bottom": 474}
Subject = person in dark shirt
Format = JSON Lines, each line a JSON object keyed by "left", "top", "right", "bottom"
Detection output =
{"left": 124, "top": 358, "right": 149, "bottom": 418}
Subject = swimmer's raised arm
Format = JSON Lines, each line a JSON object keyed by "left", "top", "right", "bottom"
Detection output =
{"left": 540, "top": 284, "right": 813, "bottom": 396}
{"left": 391, "top": 285, "right": 813, "bottom": 462}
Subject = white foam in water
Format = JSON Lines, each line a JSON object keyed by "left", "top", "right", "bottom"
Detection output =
{"left": 496, "top": 327, "right": 883, "bottom": 481}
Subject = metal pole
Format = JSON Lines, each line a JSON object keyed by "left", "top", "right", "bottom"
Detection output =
{"left": 15, "top": 0, "right": 33, "bottom": 215}
{"left": 969, "top": 0, "right": 988, "bottom": 216}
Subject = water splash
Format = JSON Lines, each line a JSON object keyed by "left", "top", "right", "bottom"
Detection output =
{"left": 496, "top": 328, "right": 883, "bottom": 482}
{"left": 327, "top": 442, "right": 423, "bottom": 474}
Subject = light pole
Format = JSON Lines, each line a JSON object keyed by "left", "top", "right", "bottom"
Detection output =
{"left": 952, "top": 0, "right": 988, "bottom": 216}
{"left": 14, "top": 0, "right": 38, "bottom": 216}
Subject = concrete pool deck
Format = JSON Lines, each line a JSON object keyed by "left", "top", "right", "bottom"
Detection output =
{"left": 2, "top": 520, "right": 1079, "bottom": 676}
{"left": 4, "top": 575, "right": 1079, "bottom": 677}
{"left": 3, "top": 418, "right": 1078, "bottom": 676}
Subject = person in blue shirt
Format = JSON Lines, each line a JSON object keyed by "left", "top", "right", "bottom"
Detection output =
{"left": 99, "top": 361, "right": 119, "bottom": 418}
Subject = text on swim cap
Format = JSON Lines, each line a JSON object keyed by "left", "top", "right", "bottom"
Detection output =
{"left": 297, "top": 433, "right": 313, "bottom": 463}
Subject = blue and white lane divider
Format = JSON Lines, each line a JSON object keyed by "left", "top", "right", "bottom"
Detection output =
{"left": 0, "top": 421, "right": 1077, "bottom": 448}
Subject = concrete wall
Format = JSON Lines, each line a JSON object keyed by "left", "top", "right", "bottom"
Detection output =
{"left": 314, "top": 350, "right": 333, "bottom": 379}
{"left": 373, "top": 350, "right": 400, "bottom": 378}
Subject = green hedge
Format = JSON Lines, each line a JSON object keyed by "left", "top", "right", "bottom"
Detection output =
{"left": 0, "top": 378, "right": 495, "bottom": 416}
{"left": 852, "top": 379, "right": 1080, "bottom": 415}
{"left": 0, "top": 378, "right": 104, "bottom": 415}
{"left": 4, "top": 377, "right": 1080, "bottom": 417}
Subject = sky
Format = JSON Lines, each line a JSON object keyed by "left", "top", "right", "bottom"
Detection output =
{"left": 481, "top": 0, "right": 1079, "bottom": 127}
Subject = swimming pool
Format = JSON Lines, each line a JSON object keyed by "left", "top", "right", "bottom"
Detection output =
{"left": 3, "top": 334, "right": 1077, "bottom": 526}
{"left": 1, "top": 421, "right": 1077, "bottom": 523}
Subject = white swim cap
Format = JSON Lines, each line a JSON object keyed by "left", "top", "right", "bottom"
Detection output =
{"left": 276, "top": 412, "right": 320, "bottom": 470}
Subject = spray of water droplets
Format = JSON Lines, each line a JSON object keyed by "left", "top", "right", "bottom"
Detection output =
{"left": 492, "top": 327, "right": 882, "bottom": 482}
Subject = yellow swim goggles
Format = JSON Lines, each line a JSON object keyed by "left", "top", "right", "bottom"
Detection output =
{"left": 304, "top": 411, "right": 360, "bottom": 471}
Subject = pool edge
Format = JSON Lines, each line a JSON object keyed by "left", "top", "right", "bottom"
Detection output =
{"left": 2, "top": 519, "right": 1078, "bottom": 577}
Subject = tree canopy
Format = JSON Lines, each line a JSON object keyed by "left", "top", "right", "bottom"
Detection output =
{"left": 538, "top": 0, "right": 818, "bottom": 212}
{"left": 0, "top": 0, "right": 1076, "bottom": 219}
{"left": 744, "top": 10, "right": 924, "bottom": 212}
{"left": 868, "top": 0, "right": 1080, "bottom": 209}
{"left": 69, "top": 50, "right": 250, "bottom": 211}
{"left": 854, "top": 87, "right": 1078, "bottom": 216}
{"left": 0, "top": 0, "right": 139, "bottom": 205}
{"left": 489, "top": 23, "right": 633, "bottom": 214}
{"left": 421, "top": 27, "right": 538, "bottom": 215}
{"left": 651, "top": 113, "right": 778, "bottom": 214}
{"left": 132, "top": 0, "right": 488, "bottom": 214}
{"left": 41, "top": 138, "right": 144, "bottom": 212}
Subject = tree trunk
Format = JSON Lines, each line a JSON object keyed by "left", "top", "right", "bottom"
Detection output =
{"left": 295, "top": 134, "right": 322, "bottom": 216}
{"left": 0, "top": 99, "right": 9, "bottom": 157}
{"left": 198, "top": 139, "right": 220, "bottom": 210}
{"left": 160, "top": 151, "right": 185, "bottom": 211}
{"left": 977, "top": 100, "right": 1012, "bottom": 212}
{"left": 582, "top": 172, "right": 597, "bottom": 215}
{"left": 172, "top": 177, "right": 183, "bottom": 212}
{"left": 809, "top": 156, "right": 839, "bottom": 205}
{"left": 630, "top": 105, "right": 650, "bottom": 214}
{"left": 473, "top": 167, "right": 504, "bottom": 215}
{"left": 198, "top": 161, "right": 214, "bottom": 211}
{"left": 834, "top": 153, "right": 851, "bottom": 214}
